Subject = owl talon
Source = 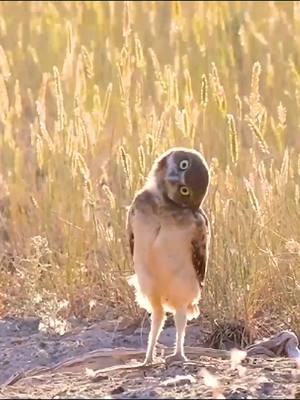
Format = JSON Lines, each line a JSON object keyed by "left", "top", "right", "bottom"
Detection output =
{"left": 142, "top": 356, "right": 154, "bottom": 366}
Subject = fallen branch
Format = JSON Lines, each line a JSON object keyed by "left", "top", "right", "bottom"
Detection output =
{"left": 246, "top": 330, "right": 300, "bottom": 358}
{"left": 2, "top": 330, "right": 299, "bottom": 388}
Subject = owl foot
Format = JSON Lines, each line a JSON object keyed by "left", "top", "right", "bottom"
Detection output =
{"left": 142, "top": 355, "right": 154, "bottom": 366}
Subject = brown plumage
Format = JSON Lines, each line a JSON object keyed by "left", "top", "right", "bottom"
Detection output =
{"left": 127, "top": 147, "right": 210, "bottom": 364}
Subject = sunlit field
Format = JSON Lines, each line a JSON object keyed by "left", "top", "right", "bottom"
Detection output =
{"left": 0, "top": 1, "right": 299, "bottom": 339}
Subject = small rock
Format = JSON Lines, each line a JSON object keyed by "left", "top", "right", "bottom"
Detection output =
{"left": 90, "top": 374, "right": 109, "bottom": 383}
{"left": 161, "top": 374, "right": 196, "bottom": 387}
{"left": 144, "top": 390, "right": 159, "bottom": 398}
{"left": 257, "top": 382, "right": 274, "bottom": 396}
{"left": 226, "top": 388, "right": 249, "bottom": 399}
{"left": 263, "top": 366, "right": 275, "bottom": 372}
{"left": 122, "top": 389, "right": 159, "bottom": 399}
{"left": 294, "top": 387, "right": 300, "bottom": 399}
{"left": 111, "top": 386, "right": 126, "bottom": 395}
{"left": 158, "top": 327, "right": 176, "bottom": 346}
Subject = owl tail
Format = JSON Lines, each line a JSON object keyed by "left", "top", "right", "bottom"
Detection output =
{"left": 187, "top": 303, "right": 200, "bottom": 320}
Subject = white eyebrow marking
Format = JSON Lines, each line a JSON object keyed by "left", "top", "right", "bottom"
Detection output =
{"left": 166, "top": 153, "right": 177, "bottom": 175}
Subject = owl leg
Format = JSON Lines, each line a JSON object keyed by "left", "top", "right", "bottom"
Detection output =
{"left": 143, "top": 304, "right": 165, "bottom": 365}
{"left": 166, "top": 308, "right": 188, "bottom": 363}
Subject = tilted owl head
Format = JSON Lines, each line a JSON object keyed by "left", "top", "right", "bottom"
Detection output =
{"left": 150, "top": 147, "right": 210, "bottom": 211}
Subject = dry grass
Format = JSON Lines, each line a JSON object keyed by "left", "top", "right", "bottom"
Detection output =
{"left": 0, "top": 1, "right": 299, "bottom": 335}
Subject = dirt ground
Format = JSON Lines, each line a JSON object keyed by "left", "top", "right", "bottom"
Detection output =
{"left": 0, "top": 316, "right": 299, "bottom": 399}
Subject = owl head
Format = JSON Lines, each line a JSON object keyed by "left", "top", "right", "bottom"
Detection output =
{"left": 150, "top": 147, "right": 210, "bottom": 211}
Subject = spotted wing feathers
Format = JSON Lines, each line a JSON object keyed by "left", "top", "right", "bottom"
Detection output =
{"left": 191, "top": 209, "right": 210, "bottom": 288}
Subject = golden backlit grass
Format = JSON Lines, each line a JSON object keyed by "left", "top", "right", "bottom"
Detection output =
{"left": 0, "top": 1, "right": 299, "bottom": 335}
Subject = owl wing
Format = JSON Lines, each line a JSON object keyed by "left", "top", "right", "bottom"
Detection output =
{"left": 191, "top": 208, "right": 210, "bottom": 288}
{"left": 126, "top": 189, "right": 159, "bottom": 260}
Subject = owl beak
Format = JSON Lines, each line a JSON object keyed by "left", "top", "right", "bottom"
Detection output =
{"left": 165, "top": 169, "right": 185, "bottom": 184}
{"left": 165, "top": 170, "right": 180, "bottom": 184}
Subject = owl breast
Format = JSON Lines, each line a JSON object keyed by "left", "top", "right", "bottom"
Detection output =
{"left": 148, "top": 220, "right": 201, "bottom": 311}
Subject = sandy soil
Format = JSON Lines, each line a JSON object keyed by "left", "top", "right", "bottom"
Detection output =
{"left": 0, "top": 316, "right": 299, "bottom": 399}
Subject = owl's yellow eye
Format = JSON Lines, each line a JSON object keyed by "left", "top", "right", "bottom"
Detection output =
{"left": 179, "top": 186, "right": 190, "bottom": 196}
{"left": 179, "top": 159, "right": 189, "bottom": 170}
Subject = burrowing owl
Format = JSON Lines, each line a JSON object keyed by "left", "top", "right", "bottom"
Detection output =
{"left": 127, "top": 147, "right": 210, "bottom": 364}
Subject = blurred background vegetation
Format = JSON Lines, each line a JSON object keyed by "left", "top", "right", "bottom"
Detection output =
{"left": 0, "top": 1, "right": 299, "bottom": 337}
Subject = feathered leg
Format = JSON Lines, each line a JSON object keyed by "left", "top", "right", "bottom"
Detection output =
{"left": 143, "top": 304, "right": 165, "bottom": 365}
{"left": 166, "top": 308, "right": 188, "bottom": 363}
